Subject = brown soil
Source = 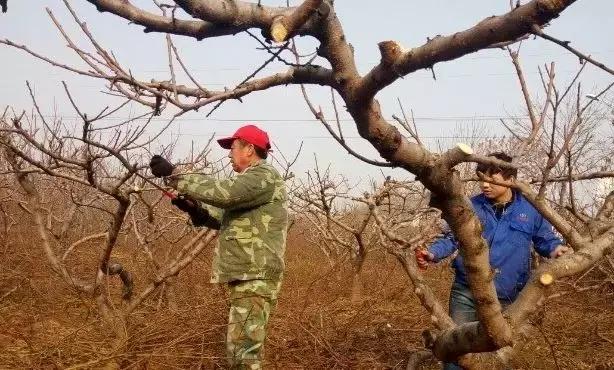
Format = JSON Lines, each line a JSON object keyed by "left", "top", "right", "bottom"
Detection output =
{"left": 1, "top": 225, "right": 613, "bottom": 369}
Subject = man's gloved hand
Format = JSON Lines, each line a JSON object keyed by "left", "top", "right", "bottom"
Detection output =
{"left": 188, "top": 206, "right": 210, "bottom": 227}
{"left": 149, "top": 155, "right": 174, "bottom": 178}
{"left": 171, "top": 195, "right": 196, "bottom": 213}
{"left": 171, "top": 195, "right": 210, "bottom": 227}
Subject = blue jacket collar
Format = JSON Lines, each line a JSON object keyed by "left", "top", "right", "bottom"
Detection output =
{"left": 474, "top": 190, "right": 522, "bottom": 205}
{"left": 474, "top": 190, "right": 525, "bottom": 216}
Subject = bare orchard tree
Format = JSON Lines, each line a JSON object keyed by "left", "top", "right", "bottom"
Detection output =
{"left": 291, "top": 163, "right": 362, "bottom": 270}
{"left": 2, "top": 0, "right": 614, "bottom": 366}
{"left": 295, "top": 161, "right": 375, "bottom": 302}
{"left": 501, "top": 48, "right": 614, "bottom": 233}
{"left": 292, "top": 161, "right": 439, "bottom": 303}
{"left": 459, "top": 48, "right": 614, "bottom": 366}
{"left": 0, "top": 96, "right": 223, "bottom": 357}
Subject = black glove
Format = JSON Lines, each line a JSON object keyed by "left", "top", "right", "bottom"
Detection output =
{"left": 187, "top": 206, "right": 210, "bottom": 227}
{"left": 171, "top": 195, "right": 196, "bottom": 213}
{"left": 149, "top": 155, "right": 174, "bottom": 178}
{"left": 171, "top": 195, "right": 210, "bottom": 227}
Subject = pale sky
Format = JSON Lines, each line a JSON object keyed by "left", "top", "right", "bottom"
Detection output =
{"left": 1, "top": 0, "right": 613, "bottom": 187}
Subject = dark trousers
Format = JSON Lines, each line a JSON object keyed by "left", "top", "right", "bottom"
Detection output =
{"left": 444, "top": 282, "right": 511, "bottom": 370}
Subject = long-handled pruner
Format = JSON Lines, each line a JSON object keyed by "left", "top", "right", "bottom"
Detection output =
{"left": 134, "top": 173, "right": 198, "bottom": 209}
{"left": 135, "top": 172, "right": 177, "bottom": 199}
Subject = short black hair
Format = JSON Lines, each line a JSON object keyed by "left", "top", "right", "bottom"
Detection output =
{"left": 475, "top": 152, "right": 517, "bottom": 179}
{"left": 254, "top": 146, "right": 268, "bottom": 160}
{"left": 236, "top": 138, "right": 268, "bottom": 159}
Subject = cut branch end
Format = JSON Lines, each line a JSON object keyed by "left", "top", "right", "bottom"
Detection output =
{"left": 271, "top": 19, "right": 288, "bottom": 43}
{"left": 456, "top": 142, "right": 474, "bottom": 155}
{"left": 539, "top": 273, "right": 554, "bottom": 286}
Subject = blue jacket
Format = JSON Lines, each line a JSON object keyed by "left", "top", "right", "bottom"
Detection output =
{"left": 429, "top": 192, "right": 562, "bottom": 302}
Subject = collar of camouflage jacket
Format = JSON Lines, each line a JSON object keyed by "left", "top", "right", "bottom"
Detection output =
{"left": 240, "top": 159, "right": 266, "bottom": 174}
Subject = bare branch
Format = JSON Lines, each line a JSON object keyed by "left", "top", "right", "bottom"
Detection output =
{"left": 84, "top": 0, "right": 245, "bottom": 40}
{"left": 531, "top": 25, "right": 614, "bottom": 75}
{"left": 359, "top": 0, "right": 577, "bottom": 98}
{"left": 270, "top": 0, "right": 324, "bottom": 42}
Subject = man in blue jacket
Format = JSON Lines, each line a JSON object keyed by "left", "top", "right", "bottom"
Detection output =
{"left": 416, "top": 152, "right": 570, "bottom": 369}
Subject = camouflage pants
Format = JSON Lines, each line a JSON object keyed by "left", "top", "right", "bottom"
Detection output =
{"left": 226, "top": 279, "right": 281, "bottom": 369}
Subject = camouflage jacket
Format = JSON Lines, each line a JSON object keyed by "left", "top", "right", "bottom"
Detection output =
{"left": 174, "top": 160, "right": 288, "bottom": 283}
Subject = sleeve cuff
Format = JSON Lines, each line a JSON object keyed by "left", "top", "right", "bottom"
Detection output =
{"left": 169, "top": 174, "right": 188, "bottom": 191}
{"left": 429, "top": 246, "right": 443, "bottom": 262}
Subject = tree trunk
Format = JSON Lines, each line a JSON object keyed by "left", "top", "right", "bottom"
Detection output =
{"left": 350, "top": 254, "right": 365, "bottom": 304}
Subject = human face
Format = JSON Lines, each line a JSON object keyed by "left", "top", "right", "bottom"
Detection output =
{"left": 228, "top": 139, "right": 255, "bottom": 173}
{"left": 479, "top": 172, "right": 513, "bottom": 203}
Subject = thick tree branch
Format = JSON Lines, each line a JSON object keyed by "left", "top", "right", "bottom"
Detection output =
{"left": 358, "top": 0, "right": 577, "bottom": 98}
{"left": 432, "top": 228, "right": 614, "bottom": 361}
{"left": 315, "top": 5, "right": 360, "bottom": 90}
{"left": 270, "top": 0, "right": 324, "bottom": 42}
{"left": 170, "top": 0, "right": 325, "bottom": 40}
{"left": 172, "top": 0, "right": 275, "bottom": 26}
{"left": 596, "top": 191, "right": 614, "bottom": 223}
{"left": 85, "top": 0, "right": 243, "bottom": 40}
{"left": 339, "top": 98, "right": 514, "bottom": 353}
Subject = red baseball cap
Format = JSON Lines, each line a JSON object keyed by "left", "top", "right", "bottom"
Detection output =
{"left": 217, "top": 124, "right": 271, "bottom": 151}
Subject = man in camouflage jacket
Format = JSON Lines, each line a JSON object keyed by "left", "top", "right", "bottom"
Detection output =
{"left": 150, "top": 125, "right": 288, "bottom": 369}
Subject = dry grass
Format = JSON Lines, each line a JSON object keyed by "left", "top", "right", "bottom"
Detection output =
{"left": 1, "top": 222, "right": 613, "bottom": 369}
